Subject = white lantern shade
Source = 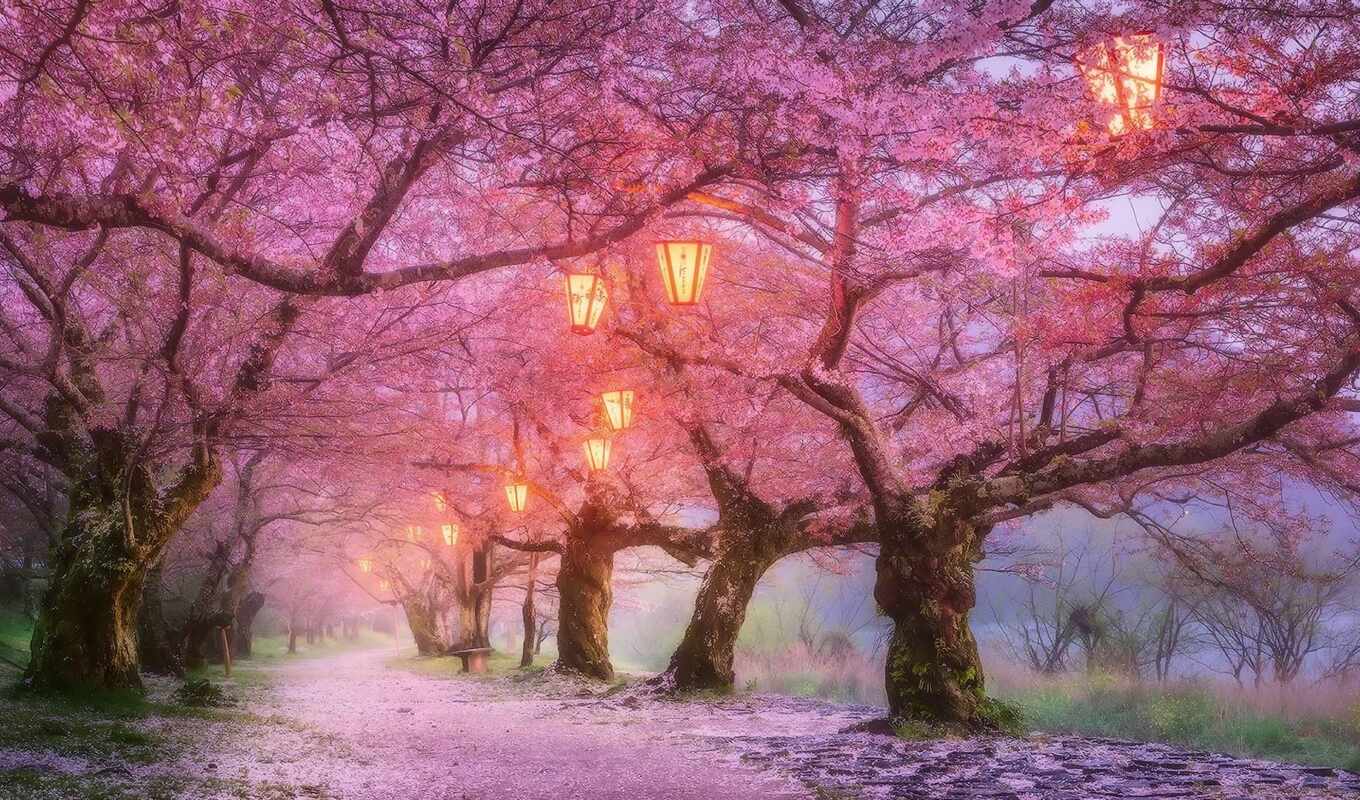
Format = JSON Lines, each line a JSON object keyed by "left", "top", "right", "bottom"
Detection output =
{"left": 655, "top": 240, "right": 712, "bottom": 305}
{"left": 441, "top": 523, "right": 459, "bottom": 546}
{"left": 565, "top": 273, "right": 608, "bottom": 334}
{"left": 601, "top": 390, "right": 635, "bottom": 431}
{"left": 505, "top": 482, "right": 529, "bottom": 512}
{"left": 583, "top": 436, "right": 612, "bottom": 471}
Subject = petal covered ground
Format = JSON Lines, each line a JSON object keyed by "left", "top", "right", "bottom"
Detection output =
{"left": 3, "top": 648, "right": 1359, "bottom": 799}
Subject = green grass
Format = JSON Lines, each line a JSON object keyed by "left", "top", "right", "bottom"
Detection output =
{"left": 239, "top": 630, "right": 395, "bottom": 663}
{"left": 0, "top": 690, "right": 169, "bottom": 765}
{"left": 0, "top": 769, "right": 337, "bottom": 800}
{"left": 388, "top": 648, "right": 532, "bottom": 680}
{"left": 0, "top": 606, "right": 33, "bottom": 674}
{"left": 996, "top": 674, "right": 1360, "bottom": 771}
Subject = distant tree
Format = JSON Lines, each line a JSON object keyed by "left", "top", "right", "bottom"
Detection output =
{"left": 1172, "top": 535, "right": 1359, "bottom": 685}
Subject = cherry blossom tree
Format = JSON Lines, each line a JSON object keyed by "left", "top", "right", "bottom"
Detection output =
{"left": 2, "top": 0, "right": 1358, "bottom": 739}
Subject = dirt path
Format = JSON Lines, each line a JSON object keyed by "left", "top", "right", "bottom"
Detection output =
{"left": 5, "top": 647, "right": 1357, "bottom": 799}
{"left": 173, "top": 647, "right": 822, "bottom": 800}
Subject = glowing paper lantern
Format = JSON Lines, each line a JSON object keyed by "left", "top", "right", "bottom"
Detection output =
{"left": 601, "top": 389, "right": 635, "bottom": 431}
{"left": 432, "top": 491, "right": 447, "bottom": 511}
{"left": 655, "top": 240, "right": 712, "bottom": 305}
{"left": 505, "top": 481, "right": 529, "bottom": 512}
{"left": 379, "top": 579, "right": 391, "bottom": 592}
{"left": 441, "top": 523, "right": 459, "bottom": 546}
{"left": 583, "top": 435, "right": 612, "bottom": 471}
{"left": 405, "top": 525, "right": 423, "bottom": 542}
{"left": 357, "top": 557, "right": 373, "bottom": 574}
{"left": 1076, "top": 33, "right": 1165, "bottom": 135}
{"left": 565, "top": 273, "right": 608, "bottom": 334}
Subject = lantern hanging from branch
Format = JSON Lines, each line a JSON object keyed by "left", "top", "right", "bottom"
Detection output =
{"left": 357, "top": 557, "right": 373, "bottom": 574}
{"left": 432, "top": 491, "right": 447, "bottom": 512}
{"left": 505, "top": 480, "right": 529, "bottom": 512}
{"left": 405, "top": 525, "right": 423, "bottom": 542}
{"left": 600, "top": 389, "right": 635, "bottom": 431}
{"left": 379, "top": 578, "right": 391, "bottom": 593}
{"left": 1076, "top": 33, "right": 1165, "bottom": 135}
{"left": 655, "top": 240, "right": 712, "bottom": 305}
{"left": 565, "top": 272, "right": 608, "bottom": 334}
{"left": 441, "top": 523, "right": 459, "bottom": 546}
{"left": 583, "top": 435, "right": 612, "bottom": 471}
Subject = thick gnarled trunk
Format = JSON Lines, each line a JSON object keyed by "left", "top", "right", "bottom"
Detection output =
{"left": 876, "top": 497, "right": 988, "bottom": 730}
{"left": 28, "top": 538, "right": 147, "bottom": 692}
{"left": 25, "top": 431, "right": 219, "bottom": 693}
{"left": 402, "top": 597, "right": 450, "bottom": 656}
{"left": 554, "top": 534, "right": 614, "bottom": 680}
{"left": 660, "top": 533, "right": 781, "bottom": 693}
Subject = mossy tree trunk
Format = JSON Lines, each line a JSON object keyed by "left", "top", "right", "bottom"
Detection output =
{"left": 660, "top": 531, "right": 783, "bottom": 693}
{"left": 875, "top": 492, "right": 989, "bottom": 729}
{"left": 25, "top": 430, "right": 219, "bottom": 692}
{"left": 554, "top": 517, "right": 616, "bottom": 681}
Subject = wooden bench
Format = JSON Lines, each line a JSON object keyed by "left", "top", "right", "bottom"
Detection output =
{"left": 448, "top": 647, "right": 493, "bottom": 674}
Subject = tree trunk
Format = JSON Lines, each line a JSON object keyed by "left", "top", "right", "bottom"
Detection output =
{"left": 402, "top": 598, "right": 448, "bottom": 656}
{"left": 520, "top": 553, "right": 539, "bottom": 668}
{"left": 28, "top": 543, "right": 147, "bottom": 691}
{"left": 25, "top": 429, "right": 219, "bottom": 693}
{"left": 137, "top": 564, "right": 184, "bottom": 677}
{"left": 181, "top": 541, "right": 233, "bottom": 669}
{"left": 287, "top": 624, "right": 298, "bottom": 654}
{"left": 232, "top": 592, "right": 265, "bottom": 659}
{"left": 474, "top": 586, "right": 492, "bottom": 648}
{"left": 554, "top": 533, "right": 615, "bottom": 680}
{"left": 875, "top": 499, "right": 989, "bottom": 730}
{"left": 658, "top": 534, "right": 780, "bottom": 693}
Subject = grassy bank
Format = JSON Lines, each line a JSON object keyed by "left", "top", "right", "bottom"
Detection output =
{"left": 735, "top": 642, "right": 1360, "bottom": 770}
{"left": 992, "top": 672, "right": 1360, "bottom": 771}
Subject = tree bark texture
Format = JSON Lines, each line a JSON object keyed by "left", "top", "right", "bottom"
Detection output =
{"left": 553, "top": 519, "right": 615, "bottom": 681}
{"left": 25, "top": 432, "right": 218, "bottom": 692}
{"left": 876, "top": 492, "right": 989, "bottom": 729}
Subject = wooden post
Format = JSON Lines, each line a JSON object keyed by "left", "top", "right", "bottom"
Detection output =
{"left": 219, "top": 627, "right": 233, "bottom": 678}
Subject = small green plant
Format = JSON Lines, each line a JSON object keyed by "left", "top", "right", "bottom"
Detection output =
{"left": 978, "top": 696, "right": 1025, "bottom": 735}
{"left": 172, "top": 678, "right": 236, "bottom": 708}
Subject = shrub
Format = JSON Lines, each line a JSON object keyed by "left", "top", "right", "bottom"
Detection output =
{"left": 172, "top": 678, "right": 235, "bottom": 708}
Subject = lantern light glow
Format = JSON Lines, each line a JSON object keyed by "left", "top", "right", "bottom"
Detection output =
{"left": 601, "top": 389, "right": 635, "bottom": 431}
{"left": 565, "top": 273, "right": 608, "bottom": 334}
{"left": 432, "top": 492, "right": 447, "bottom": 511}
{"left": 583, "top": 435, "right": 612, "bottom": 471}
{"left": 357, "top": 557, "right": 373, "bottom": 574}
{"left": 655, "top": 240, "right": 712, "bottom": 305}
{"left": 405, "top": 525, "right": 422, "bottom": 542}
{"left": 1077, "top": 33, "right": 1165, "bottom": 135}
{"left": 441, "top": 523, "right": 459, "bottom": 546}
{"left": 505, "top": 481, "right": 529, "bottom": 512}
